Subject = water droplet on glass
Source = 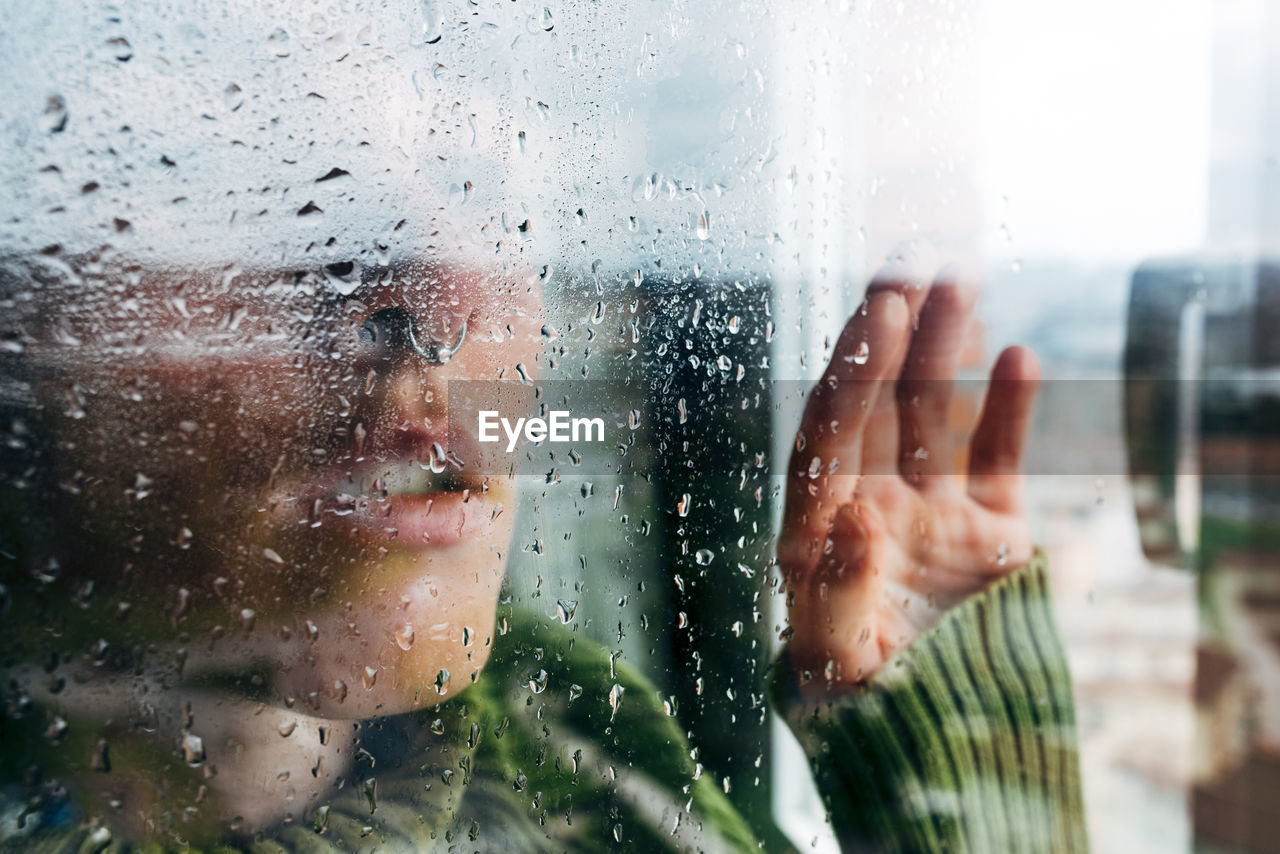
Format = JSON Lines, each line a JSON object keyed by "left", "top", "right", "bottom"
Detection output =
{"left": 852, "top": 341, "right": 870, "bottom": 365}
{"left": 362, "top": 666, "right": 378, "bottom": 690}
{"left": 32, "top": 557, "right": 61, "bottom": 584}
{"left": 267, "top": 27, "right": 291, "bottom": 57}
{"left": 106, "top": 36, "right": 132, "bottom": 61}
{"left": 556, "top": 599, "right": 578, "bottom": 623}
{"left": 528, "top": 669, "right": 548, "bottom": 694}
{"left": 435, "top": 668, "right": 450, "bottom": 694}
{"left": 677, "top": 493, "right": 691, "bottom": 517}
{"left": 420, "top": 0, "right": 443, "bottom": 42}
{"left": 322, "top": 259, "right": 361, "bottom": 296}
{"left": 694, "top": 549, "right": 714, "bottom": 566}
{"left": 394, "top": 623, "right": 415, "bottom": 651}
{"left": 278, "top": 720, "right": 297, "bottom": 738}
{"left": 45, "top": 716, "right": 68, "bottom": 743}
{"left": 223, "top": 83, "right": 244, "bottom": 112}
{"left": 608, "top": 683, "right": 625, "bottom": 720}
{"left": 332, "top": 494, "right": 358, "bottom": 522}
{"left": 331, "top": 680, "right": 348, "bottom": 703}
{"left": 181, "top": 732, "right": 206, "bottom": 766}
{"left": 42, "top": 95, "right": 68, "bottom": 134}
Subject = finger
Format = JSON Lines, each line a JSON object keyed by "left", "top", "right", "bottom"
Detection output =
{"left": 787, "top": 504, "right": 885, "bottom": 686}
{"left": 857, "top": 252, "right": 937, "bottom": 477}
{"left": 790, "top": 288, "right": 911, "bottom": 482}
{"left": 967, "top": 345, "right": 1040, "bottom": 512}
{"left": 896, "top": 268, "right": 980, "bottom": 482}
{"left": 857, "top": 388, "right": 900, "bottom": 476}
{"left": 780, "top": 291, "right": 911, "bottom": 570}
{"left": 806, "top": 245, "right": 935, "bottom": 480}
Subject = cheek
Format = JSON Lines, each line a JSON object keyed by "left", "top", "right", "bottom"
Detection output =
{"left": 464, "top": 284, "right": 546, "bottom": 368}
{"left": 452, "top": 325, "right": 544, "bottom": 381}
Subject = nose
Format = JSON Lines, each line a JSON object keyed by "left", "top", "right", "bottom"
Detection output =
{"left": 359, "top": 307, "right": 468, "bottom": 367}
{"left": 353, "top": 305, "right": 468, "bottom": 450}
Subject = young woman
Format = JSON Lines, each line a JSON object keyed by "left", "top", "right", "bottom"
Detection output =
{"left": 0, "top": 2, "right": 1085, "bottom": 851}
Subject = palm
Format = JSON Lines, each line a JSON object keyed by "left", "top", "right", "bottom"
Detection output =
{"left": 778, "top": 261, "right": 1039, "bottom": 690}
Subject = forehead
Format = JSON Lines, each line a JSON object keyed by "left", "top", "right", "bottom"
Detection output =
{"left": 0, "top": 0, "right": 516, "bottom": 269}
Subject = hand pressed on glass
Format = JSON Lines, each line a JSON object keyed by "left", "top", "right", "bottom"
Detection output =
{"left": 779, "top": 262, "right": 1041, "bottom": 691}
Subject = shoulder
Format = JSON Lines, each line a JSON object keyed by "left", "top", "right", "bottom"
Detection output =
{"left": 467, "top": 607, "right": 760, "bottom": 852}
{"left": 481, "top": 606, "right": 685, "bottom": 763}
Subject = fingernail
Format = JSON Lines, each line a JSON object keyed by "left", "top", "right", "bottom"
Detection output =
{"left": 878, "top": 291, "right": 909, "bottom": 328}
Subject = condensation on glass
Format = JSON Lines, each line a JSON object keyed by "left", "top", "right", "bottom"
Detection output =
{"left": 0, "top": 1, "right": 1275, "bottom": 852}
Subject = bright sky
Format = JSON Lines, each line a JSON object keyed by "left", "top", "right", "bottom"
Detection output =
{"left": 976, "top": 0, "right": 1213, "bottom": 262}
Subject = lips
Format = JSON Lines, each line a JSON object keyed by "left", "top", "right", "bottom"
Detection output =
{"left": 349, "top": 489, "right": 490, "bottom": 545}
{"left": 277, "top": 427, "right": 499, "bottom": 548}
{"left": 323, "top": 463, "right": 493, "bottom": 546}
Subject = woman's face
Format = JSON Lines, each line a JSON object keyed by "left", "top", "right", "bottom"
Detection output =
{"left": 1, "top": 2, "right": 545, "bottom": 718}
{"left": 0, "top": 3, "right": 557, "bottom": 837}
{"left": 0, "top": 254, "right": 542, "bottom": 844}
{"left": 13, "top": 257, "right": 544, "bottom": 718}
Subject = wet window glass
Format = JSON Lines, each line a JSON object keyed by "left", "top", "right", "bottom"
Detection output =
{"left": 0, "top": 1, "right": 1274, "bottom": 852}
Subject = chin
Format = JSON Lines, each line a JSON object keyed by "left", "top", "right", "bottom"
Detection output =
{"left": 257, "top": 514, "right": 513, "bottom": 720}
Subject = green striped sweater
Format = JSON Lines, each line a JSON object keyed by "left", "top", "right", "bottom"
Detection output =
{"left": 1, "top": 555, "right": 1086, "bottom": 853}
